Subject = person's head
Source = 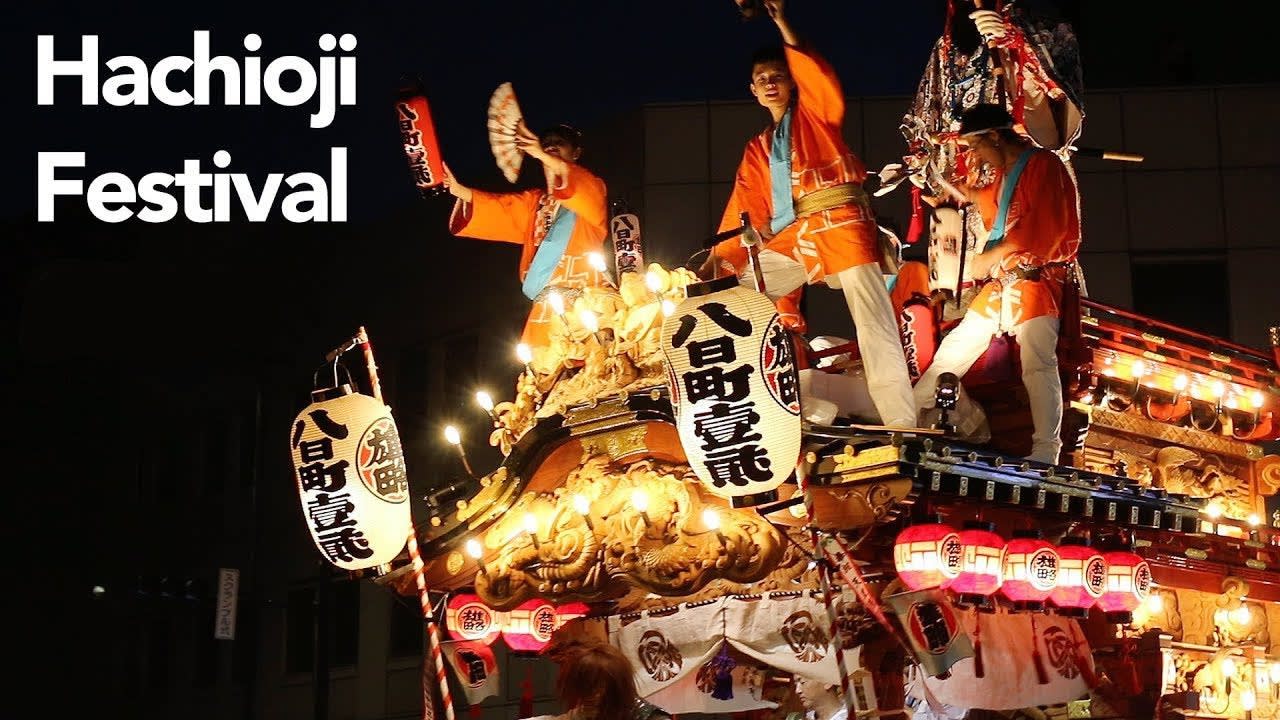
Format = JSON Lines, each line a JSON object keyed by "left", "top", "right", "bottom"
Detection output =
{"left": 539, "top": 123, "right": 584, "bottom": 163}
{"left": 555, "top": 642, "right": 638, "bottom": 720}
{"left": 749, "top": 46, "right": 794, "bottom": 112}
{"left": 957, "top": 103, "right": 1025, "bottom": 166}
{"left": 794, "top": 676, "right": 842, "bottom": 714}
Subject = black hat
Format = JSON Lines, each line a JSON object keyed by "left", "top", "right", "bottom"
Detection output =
{"left": 959, "top": 103, "right": 1014, "bottom": 136}
{"left": 539, "top": 123, "right": 583, "bottom": 148}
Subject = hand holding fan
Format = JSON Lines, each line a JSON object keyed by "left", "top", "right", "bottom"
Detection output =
{"left": 488, "top": 82, "right": 524, "bottom": 183}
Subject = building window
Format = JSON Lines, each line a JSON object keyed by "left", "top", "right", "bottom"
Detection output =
{"left": 331, "top": 581, "right": 360, "bottom": 668}
{"left": 285, "top": 587, "right": 315, "bottom": 675}
{"left": 389, "top": 596, "right": 425, "bottom": 658}
{"left": 1130, "top": 254, "right": 1230, "bottom": 338}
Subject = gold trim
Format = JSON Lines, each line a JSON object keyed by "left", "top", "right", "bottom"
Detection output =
{"left": 579, "top": 425, "right": 650, "bottom": 462}
{"left": 1209, "top": 352, "right": 1231, "bottom": 364}
{"left": 1141, "top": 332, "right": 1166, "bottom": 345}
{"left": 1142, "top": 350, "right": 1168, "bottom": 363}
{"left": 1088, "top": 405, "right": 1263, "bottom": 460}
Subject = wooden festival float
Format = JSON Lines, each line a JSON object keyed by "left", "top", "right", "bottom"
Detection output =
{"left": 286, "top": 81, "right": 1280, "bottom": 720}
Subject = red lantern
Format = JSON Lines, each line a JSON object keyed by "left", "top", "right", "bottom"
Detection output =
{"left": 1096, "top": 550, "right": 1152, "bottom": 624}
{"left": 445, "top": 593, "right": 501, "bottom": 645}
{"left": 555, "top": 602, "right": 590, "bottom": 626}
{"left": 1000, "top": 529, "right": 1060, "bottom": 612}
{"left": 947, "top": 521, "right": 1004, "bottom": 604}
{"left": 1051, "top": 536, "right": 1107, "bottom": 617}
{"left": 502, "top": 599, "right": 559, "bottom": 653}
{"left": 893, "top": 519, "right": 961, "bottom": 591}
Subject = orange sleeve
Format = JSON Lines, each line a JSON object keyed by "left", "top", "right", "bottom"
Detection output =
{"left": 784, "top": 44, "right": 844, "bottom": 126}
{"left": 448, "top": 189, "right": 542, "bottom": 245}
{"left": 552, "top": 162, "right": 608, "bottom": 232}
{"left": 715, "top": 140, "right": 771, "bottom": 270}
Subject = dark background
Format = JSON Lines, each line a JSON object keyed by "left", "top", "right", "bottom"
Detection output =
{"left": 5, "top": 0, "right": 1278, "bottom": 710}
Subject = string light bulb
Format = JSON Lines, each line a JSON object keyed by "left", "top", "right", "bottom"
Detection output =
{"left": 444, "top": 425, "right": 461, "bottom": 445}
{"left": 548, "top": 290, "right": 566, "bottom": 317}
{"left": 661, "top": 299, "right": 676, "bottom": 317}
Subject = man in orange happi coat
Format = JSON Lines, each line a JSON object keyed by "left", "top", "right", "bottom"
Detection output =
{"left": 705, "top": 0, "right": 916, "bottom": 428}
{"left": 444, "top": 123, "right": 609, "bottom": 349}
{"left": 913, "top": 104, "right": 1081, "bottom": 464}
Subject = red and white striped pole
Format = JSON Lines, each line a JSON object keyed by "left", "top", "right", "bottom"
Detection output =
{"left": 797, "top": 460, "right": 855, "bottom": 716}
{"left": 355, "top": 327, "right": 454, "bottom": 720}
{"left": 407, "top": 528, "right": 456, "bottom": 720}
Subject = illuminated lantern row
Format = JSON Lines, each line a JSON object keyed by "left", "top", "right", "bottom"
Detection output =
{"left": 290, "top": 386, "right": 410, "bottom": 571}
{"left": 445, "top": 594, "right": 589, "bottom": 652}
{"left": 892, "top": 524, "right": 1150, "bottom": 621}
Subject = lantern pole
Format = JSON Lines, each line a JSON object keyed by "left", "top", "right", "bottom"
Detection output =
{"left": 356, "top": 326, "right": 456, "bottom": 720}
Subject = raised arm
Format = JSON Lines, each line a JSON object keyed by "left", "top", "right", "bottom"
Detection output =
{"left": 767, "top": 0, "right": 844, "bottom": 125}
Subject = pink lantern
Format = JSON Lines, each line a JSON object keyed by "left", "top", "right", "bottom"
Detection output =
{"left": 947, "top": 521, "right": 1004, "bottom": 604}
{"left": 1000, "top": 529, "right": 1060, "bottom": 612}
{"left": 893, "top": 519, "right": 961, "bottom": 591}
{"left": 1051, "top": 536, "right": 1107, "bottom": 617}
{"left": 1096, "top": 550, "right": 1152, "bottom": 624}
{"left": 502, "top": 599, "right": 559, "bottom": 653}
{"left": 445, "top": 593, "right": 501, "bottom": 645}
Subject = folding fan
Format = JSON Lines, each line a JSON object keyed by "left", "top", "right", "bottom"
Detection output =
{"left": 488, "top": 82, "right": 524, "bottom": 183}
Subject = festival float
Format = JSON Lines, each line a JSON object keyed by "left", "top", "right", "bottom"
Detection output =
{"left": 289, "top": 23, "right": 1280, "bottom": 720}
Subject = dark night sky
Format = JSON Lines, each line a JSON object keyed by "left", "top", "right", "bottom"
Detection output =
{"left": 6, "top": 1, "right": 956, "bottom": 224}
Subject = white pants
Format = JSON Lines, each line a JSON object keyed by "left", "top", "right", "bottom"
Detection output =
{"left": 913, "top": 313, "right": 1063, "bottom": 464}
{"left": 741, "top": 251, "right": 916, "bottom": 428}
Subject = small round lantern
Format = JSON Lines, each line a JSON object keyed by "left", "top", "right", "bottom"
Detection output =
{"left": 1000, "top": 529, "right": 1060, "bottom": 612}
{"left": 445, "top": 593, "right": 501, "bottom": 645}
{"left": 1096, "top": 549, "right": 1152, "bottom": 624}
{"left": 893, "top": 518, "right": 961, "bottom": 591}
{"left": 947, "top": 520, "right": 1005, "bottom": 606}
{"left": 1051, "top": 536, "right": 1107, "bottom": 617}
{"left": 502, "top": 599, "right": 559, "bottom": 653}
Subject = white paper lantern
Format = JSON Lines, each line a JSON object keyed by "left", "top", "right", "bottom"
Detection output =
{"left": 661, "top": 276, "right": 802, "bottom": 506}
{"left": 290, "top": 385, "right": 411, "bottom": 570}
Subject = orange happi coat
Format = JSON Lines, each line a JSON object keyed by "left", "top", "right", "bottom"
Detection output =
{"left": 714, "top": 44, "right": 878, "bottom": 286}
{"left": 969, "top": 148, "right": 1080, "bottom": 328}
{"left": 450, "top": 162, "right": 609, "bottom": 347}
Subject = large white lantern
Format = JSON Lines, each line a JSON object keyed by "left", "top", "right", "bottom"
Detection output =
{"left": 290, "top": 385, "right": 411, "bottom": 570}
{"left": 661, "top": 276, "right": 802, "bottom": 506}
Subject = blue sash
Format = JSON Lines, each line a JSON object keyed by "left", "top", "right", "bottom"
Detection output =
{"left": 521, "top": 206, "right": 576, "bottom": 300}
{"left": 983, "top": 148, "right": 1034, "bottom": 252}
{"left": 769, "top": 108, "right": 796, "bottom": 235}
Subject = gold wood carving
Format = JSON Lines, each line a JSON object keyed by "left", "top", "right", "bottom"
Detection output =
{"left": 474, "top": 454, "right": 784, "bottom": 610}
{"left": 1089, "top": 406, "right": 1263, "bottom": 460}
{"left": 579, "top": 425, "right": 650, "bottom": 463}
{"left": 1082, "top": 434, "right": 1254, "bottom": 519}
{"left": 809, "top": 478, "right": 913, "bottom": 530}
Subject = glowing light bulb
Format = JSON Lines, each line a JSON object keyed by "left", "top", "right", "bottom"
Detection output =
{"left": 1251, "top": 391, "right": 1264, "bottom": 409}
{"left": 661, "top": 299, "right": 676, "bottom": 317}
{"left": 1213, "top": 381, "right": 1226, "bottom": 399}
{"left": 701, "top": 508, "right": 721, "bottom": 531}
{"left": 1130, "top": 360, "right": 1146, "bottom": 379}
{"left": 573, "top": 494, "right": 590, "bottom": 516}
{"left": 1222, "top": 656, "right": 1237, "bottom": 679}
{"left": 645, "top": 271, "right": 663, "bottom": 293}
{"left": 1174, "top": 374, "right": 1189, "bottom": 391}
{"left": 1102, "top": 367, "right": 1116, "bottom": 377}
{"left": 1241, "top": 688, "right": 1256, "bottom": 712}
{"left": 1249, "top": 514, "right": 1261, "bottom": 527}
{"left": 578, "top": 307, "right": 599, "bottom": 333}
{"left": 522, "top": 513, "right": 538, "bottom": 534}
{"left": 465, "top": 538, "right": 483, "bottom": 560}
{"left": 631, "top": 489, "right": 650, "bottom": 513}
{"left": 548, "top": 291, "right": 566, "bottom": 316}
{"left": 1145, "top": 594, "right": 1163, "bottom": 613}
{"left": 475, "top": 391, "right": 494, "bottom": 412}
{"left": 444, "top": 425, "right": 461, "bottom": 445}
{"left": 516, "top": 342, "right": 533, "bottom": 365}
{"left": 1226, "top": 395, "right": 1239, "bottom": 410}
{"left": 1269, "top": 661, "right": 1280, "bottom": 683}
{"left": 1206, "top": 503, "right": 1223, "bottom": 519}
{"left": 588, "top": 252, "right": 607, "bottom": 272}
